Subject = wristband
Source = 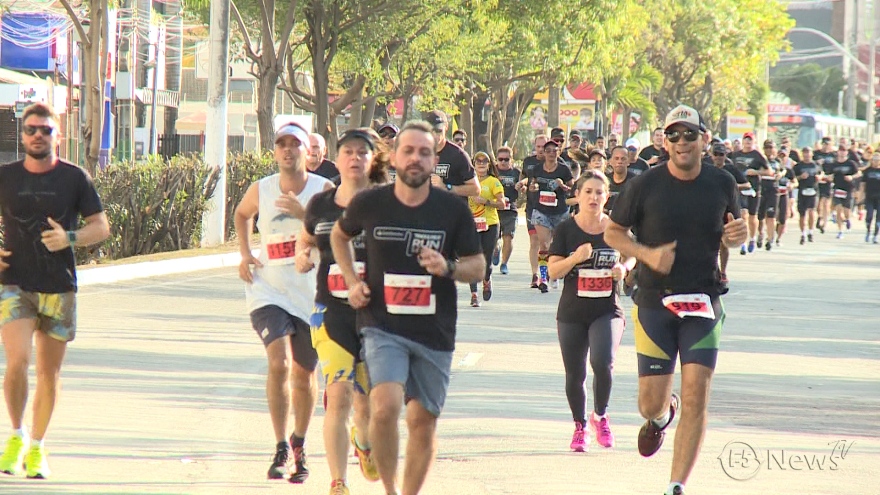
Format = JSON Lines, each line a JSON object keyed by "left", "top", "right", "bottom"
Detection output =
{"left": 445, "top": 259, "right": 457, "bottom": 278}
{"left": 67, "top": 231, "right": 77, "bottom": 247}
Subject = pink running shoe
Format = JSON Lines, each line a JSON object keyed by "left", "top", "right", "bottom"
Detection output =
{"left": 570, "top": 422, "right": 587, "bottom": 452}
{"left": 590, "top": 413, "right": 615, "bottom": 448}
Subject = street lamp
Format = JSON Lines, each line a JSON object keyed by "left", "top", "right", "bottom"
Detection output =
{"left": 145, "top": 59, "right": 159, "bottom": 155}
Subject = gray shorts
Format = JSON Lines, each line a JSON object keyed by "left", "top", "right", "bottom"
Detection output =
{"left": 531, "top": 209, "right": 568, "bottom": 230}
{"left": 361, "top": 327, "right": 453, "bottom": 417}
{"left": 250, "top": 305, "right": 318, "bottom": 372}
{"left": 499, "top": 210, "right": 517, "bottom": 236}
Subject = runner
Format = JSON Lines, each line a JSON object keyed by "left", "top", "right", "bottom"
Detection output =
{"left": 296, "top": 128, "right": 387, "bottom": 494}
{"left": 529, "top": 139, "right": 574, "bottom": 293}
{"left": 468, "top": 152, "right": 505, "bottom": 307}
{"left": 587, "top": 148, "right": 607, "bottom": 173}
{"left": 378, "top": 124, "right": 399, "bottom": 182}
{"left": 495, "top": 146, "right": 521, "bottom": 275}
{"left": 452, "top": 129, "right": 467, "bottom": 149}
{"left": 330, "top": 121, "right": 484, "bottom": 495}
{"left": 756, "top": 140, "right": 780, "bottom": 251}
{"left": 813, "top": 137, "right": 836, "bottom": 233}
{"left": 774, "top": 147, "right": 797, "bottom": 247}
{"left": 626, "top": 139, "right": 650, "bottom": 176}
{"left": 606, "top": 146, "right": 636, "bottom": 213}
{"left": 519, "top": 136, "right": 565, "bottom": 288}
{"left": 638, "top": 128, "right": 666, "bottom": 166}
{"left": 793, "top": 147, "right": 821, "bottom": 245}
{"left": 863, "top": 151, "right": 880, "bottom": 243}
{"left": 423, "top": 110, "right": 480, "bottom": 199}
{"left": 548, "top": 170, "right": 633, "bottom": 453}
{"left": 830, "top": 145, "right": 862, "bottom": 239}
{"left": 0, "top": 103, "right": 110, "bottom": 479}
{"left": 729, "top": 132, "right": 766, "bottom": 253}
{"left": 605, "top": 105, "right": 747, "bottom": 495}
{"left": 234, "top": 121, "right": 333, "bottom": 482}
{"left": 710, "top": 143, "right": 750, "bottom": 291}
{"left": 308, "top": 133, "right": 341, "bottom": 180}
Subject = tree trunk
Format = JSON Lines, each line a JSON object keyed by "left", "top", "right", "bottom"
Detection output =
{"left": 83, "top": 0, "right": 108, "bottom": 173}
{"left": 459, "top": 92, "right": 474, "bottom": 155}
{"left": 621, "top": 107, "right": 632, "bottom": 142}
{"left": 548, "top": 84, "right": 560, "bottom": 128}
{"left": 257, "top": 69, "right": 279, "bottom": 150}
{"left": 362, "top": 95, "right": 378, "bottom": 127}
{"left": 349, "top": 83, "right": 364, "bottom": 130}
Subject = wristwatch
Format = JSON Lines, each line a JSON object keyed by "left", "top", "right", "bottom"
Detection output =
{"left": 446, "top": 183, "right": 453, "bottom": 191}
{"left": 445, "top": 259, "right": 457, "bottom": 278}
{"left": 67, "top": 231, "right": 77, "bottom": 247}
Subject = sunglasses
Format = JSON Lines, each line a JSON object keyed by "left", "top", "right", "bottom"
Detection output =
{"left": 379, "top": 131, "right": 396, "bottom": 139}
{"left": 454, "top": 138, "right": 466, "bottom": 143}
{"left": 552, "top": 137, "right": 564, "bottom": 144}
{"left": 474, "top": 159, "right": 489, "bottom": 164}
{"left": 713, "top": 152, "right": 727, "bottom": 157}
{"left": 23, "top": 125, "right": 56, "bottom": 137}
{"left": 665, "top": 129, "right": 700, "bottom": 143}
{"left": 497, "top": 157, "right": 511, "bottom": 162}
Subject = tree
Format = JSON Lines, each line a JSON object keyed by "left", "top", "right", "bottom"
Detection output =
{"left": 643, "top": 0, "right": 793, "bottom": 128}
{"left": 771, "top": 63, "right": 845, "bottom": 112}
{"left": 59, "top": 0, "right": 111, "bottom": 174}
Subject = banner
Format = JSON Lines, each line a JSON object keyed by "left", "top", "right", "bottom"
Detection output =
{"left": 726, "top": 111, "right": 755, "bottom": 140}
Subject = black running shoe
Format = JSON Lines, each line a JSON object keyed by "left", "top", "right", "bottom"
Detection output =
{"left": 289, "top": 445, "right": 309, "bottom": 483}
{"left": 267, "top": 444, "right": 290, "bottom": 479}
{"left": 530, "top": 274, "right": 538, "bottom": 289}
{"left": 808, "top": 233, "right": 814, "bottom": 242}
{"left": 538, "top": 282, "right": 548, "bottom": 293}
{"left": 638, "top": 393, "right": 679, "bottom": 457}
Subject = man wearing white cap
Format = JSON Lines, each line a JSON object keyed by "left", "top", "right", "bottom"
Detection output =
{"left": 625, "top": 138, "right": 650, "bottom": 176}
{"left": 604, "top": 105, "right": 748, "bottom": 495}
{"left": 233, "top": 121, "right": 334, "bottom": 483}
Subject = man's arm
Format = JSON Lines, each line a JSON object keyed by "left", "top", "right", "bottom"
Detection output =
{"left": 604, "top": 221, "right": 676, "bottom": 275}
{"left": 450, "top": 176, "right": 480, "bottom": 197}
{"left": 74, "top": 212, "right": 110, "bottom": 246}
{"left": 452, "top": 253, "right": 486, "bottom": 283}
{"left": 233, "top": 183, "right": 261, "bottom": 283}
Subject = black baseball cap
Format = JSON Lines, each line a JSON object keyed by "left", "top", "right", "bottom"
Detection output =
{"left": 423, "top": 110, "right": 447, "bottom": 128}
{"left": 550, "top": 127, "right": 565, "bottom": 138}
{"left": 337, "top": 128, "right": 376, "bottom": 151}
{"left": 569, "top": 130, "right": 581, "bottom": 138}
{"left": 712, "top": 143, "right": 728, "bottom": 154}
{"left": 543, "top": 140, "right": 560, "bottom": 150}
{"left": 378, "top": 123, "right": 399, "bottom": 135}
{"left": 588, "top": 149, "right": 606, "bottom": 159}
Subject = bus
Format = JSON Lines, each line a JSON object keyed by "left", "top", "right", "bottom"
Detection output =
{"left": 766, "top": 111, "right": 867, "bottom": 149}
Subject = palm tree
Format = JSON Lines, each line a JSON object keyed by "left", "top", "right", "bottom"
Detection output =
{"left": 598, "top": 62, "right": 662, "bottom": 141}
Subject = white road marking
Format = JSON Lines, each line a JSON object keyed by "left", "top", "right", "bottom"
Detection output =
{"left": 457, "top": 352, "right": 483, "bottom": 368}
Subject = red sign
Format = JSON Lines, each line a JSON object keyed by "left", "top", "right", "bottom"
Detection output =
{"left": 767, "top": 104, "right": 800, "bottom": 114}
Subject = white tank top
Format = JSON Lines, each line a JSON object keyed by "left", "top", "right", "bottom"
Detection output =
{"left": 245, "top": 172, "right": 331, "bottom": 321}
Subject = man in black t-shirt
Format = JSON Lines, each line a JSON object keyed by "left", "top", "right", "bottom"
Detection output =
{"left": 813, "top": 137, "right": 836, "bottom": 233}
{"left": 729, "top": 132, "right": 766, "bottom": 254}
{"left": 639, "top": 128, "right": 667, "bottom": 166}
{"left": 792, "top": 147, "right": 822, "bottom": 244}
{"left": 0, "top": 103, "right": 109, "bottom": 479}
{"left": 529, "top": 139, "right": 574, "bottom": 292}
{"left": 606, "top": 146, "right": 636, "bottom": 213}
{"left": 331, "top": 121, "right": 483, "bottom": 495}
{"left": 306, "top": 133, "right": 340, "bottom": 181}
{"left": 605, "top": 105, "right": 746, "bottom": 495}
{"left": 626, "top": 138, "right": 650, "bottom": 176}
{"left": 829, "top": 145, "right": 862, "bottom": 238}
{"left": 711, "top": 143, "right": 749, "bottom": 290}
{"left": 423, "top": 110, "right": 480, "bottom": 199}
{"left": 495, "top": 146, "right": 521, "bottom": 274}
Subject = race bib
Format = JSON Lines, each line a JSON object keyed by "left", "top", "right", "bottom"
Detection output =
{"left": 474, "top": 216, "right": 488, "bottom": 232}
{"left": 539, "top": 190, "right": 557, "bottom": 207}
{"left": 661, "top": 293, "right": 715, "bottom": 319}
{"left": 778, "top": 186, "right": 788, "bottom": 195}
{"left": 502, "top": 197, "right": 511, "bottom": 210}
{"left": 741, "top": 188, "right": 756, "bottom": 197}
{"left": 384, "top": 273, "right": 435, "bottom": 315}
{"left": 801, "top": 187, "right": 817, "bottom": 197}
{"left": 265, "top": 233, "right": 296, "bottom": 266}
{"left": 833, "top": 189, "right": 848, "bottom": 199}
{"left": 577, "top": 269, "right": 613, "bottom": 298}
{"left": 327, "top": 262, "right": 365, "bottom": 299}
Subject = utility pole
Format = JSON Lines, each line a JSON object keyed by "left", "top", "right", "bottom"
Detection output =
{"left": 869, "top": 1, "right": 877, "bottom": 144}
{"left": 201, "top": 0, "right": 230, "bottom": 247}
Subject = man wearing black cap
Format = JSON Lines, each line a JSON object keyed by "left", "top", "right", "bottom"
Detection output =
{"left": 813, "top": 137, "right": 836, "bottom": 233}
{"left": 729, "top": 131, "right": 766, "bottom": 254}
{"left": 561, "top": 131, "right": 582, "bottom": 167}
{"left": 423, "top": 110, "right": 480, "bottom": 198}
{"left": 234, "top": 121, "right": 335, "bottom": 483}
{"left": 711, "top": 142, "right": 750, "bottom": 291}
{"left": 605, "top": 104, "right": 746, "bottom": 495}
{"left": 378, "top": 123, "right": 399, "bottom": 181}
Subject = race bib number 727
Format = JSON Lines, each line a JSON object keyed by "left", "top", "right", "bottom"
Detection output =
{"left": 384, "top": 273, "right": 436, "bottom": 315}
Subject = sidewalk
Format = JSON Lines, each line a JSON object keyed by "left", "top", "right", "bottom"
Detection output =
{"left": 77, "top": 250, "right": 247, "bottom": 287}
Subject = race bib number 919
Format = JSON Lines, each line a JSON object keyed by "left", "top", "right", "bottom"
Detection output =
{"left": 661, "top": 293, "right": 715, "bottom": 319}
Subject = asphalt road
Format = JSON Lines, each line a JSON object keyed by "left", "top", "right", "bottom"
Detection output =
{"left": 0, "top": 222, "right": 878, "bottom": 495}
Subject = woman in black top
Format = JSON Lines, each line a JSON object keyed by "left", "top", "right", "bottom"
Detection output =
{"left": 548, "top": 170, "right": 635, "bottom": 453}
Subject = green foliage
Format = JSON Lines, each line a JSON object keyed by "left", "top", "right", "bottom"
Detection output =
{"left": 771, "top": 63, "right": 845, "bottom": 112}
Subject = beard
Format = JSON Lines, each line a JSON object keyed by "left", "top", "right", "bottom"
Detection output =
{"left": 399, "top": 168, "right": 431, "bottom": 188}
{"left": 25, "top": 148, "right": 51, "bottom": 160}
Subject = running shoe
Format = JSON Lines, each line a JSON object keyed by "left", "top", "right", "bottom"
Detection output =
{"left": 867, "top": 232, "right": 871, "bottom": 243}
{"left": 718, "top": 273, "right": 729, "bottom": 295}
{"left": 775, "top": 239, "right": 780, "bottom": 247}
{"left": 24, "top": 445, "right": 50, "bottom": 479}
{"left": 799, "top": 235, "right": 805, "bottom": 245}
{"left": 837, "top": 231, "right": 844, "bottom": 239}
{"left": 492, "top": 248, "right": 500, "bottom": 266}
{"left": 846, "top": 219, "right": 851, "bottom": 230}
{"left": 329, "top": 479, "right": 350, "bottom": 495}
{"left": 500, "top": 263, "right": 509, "bottom": 275}
{"left": 665, "top": 486, "right": 685, "bottom": 495}
{"left": 765, "top": 241, "right": 772, "bottom": 251}
{"left": 858, "top": 210, "right": 865, "bottom": 221}
{"left": 350, "top": 426, "right": 380, "bottom": 482}
{"left": 874, "top": 235, "right": 879, "bottom": 244}
{"left": 638, "top": 393, "right": 679, "bottom": 458}
{"left": 530, "top": 274, "right": 538, "bottom": 288}
{"left": 538, "top": 282, "right": 548, "bottom": 293}
{"left": 756, "top": 235, "right": 763, "bottom": 248}
{"left": 570, "top": 421, "right": 587, "bottom": 452}
{"left": 482, "top": 280, "right": 492, "bottom": 301}
{"left": 289, "top": 445, "right": 309, "bottom": 483}
{"left": 268, "top": 443, "right": 291, "bottom": 479}
{"left": 818, "top": 223, "right": 825, "bottom": 234}
{"left": 747, "top": 240, "right": 756, "bottom": 253}
{"left": 0, "top": 435, "right": 27, "bottom": 475}
{"left": 808, "top": 233, "right": 814, "bottom": 242}
{"left": 470, "top": 293, "right": 480, "bottom": 307}
{"left": 551, "top": 279, "right": 559, "bottom": 290}
{"left": 739, "top": 244, "right": 746, "bottom": 255}
{"left": 589, "top": 413, "right": 615, "bottom": 448}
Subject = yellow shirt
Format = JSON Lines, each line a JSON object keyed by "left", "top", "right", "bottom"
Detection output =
{"left": 469, "top": 175, "right": 504, "bottom": 226}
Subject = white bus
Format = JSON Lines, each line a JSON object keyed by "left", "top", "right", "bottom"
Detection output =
{"left": 767, "top": 111, "right": 867, "bottom": 148}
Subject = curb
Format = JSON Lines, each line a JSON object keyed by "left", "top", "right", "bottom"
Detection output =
{"left": 78, "top": 251, "right": 248, "bottom": 287}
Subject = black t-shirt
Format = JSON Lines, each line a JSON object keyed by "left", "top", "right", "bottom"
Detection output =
{"left": 760, "top": 159, "right": 781, "bottom": 198}
{"left": 496, "top": 167, "right": 522, "bottom": 210}
{"left": 610, "top": 164, "right": 739, "bottom": 308}
{"left": 310, "top": 159, "right": 339, "bottom": 181}
{"left": 638, "top": 145, "right": 665, "bottom": 164}
{"left": 523, "top": 155, "right": 566, "bottom": 212}
{"left": 813, "top": 151, "right": 836, "bottom": 192}
{"left": 730, "top": 150, "right": 767, "bottom": 192}
{"left": 793, "top": 161, "right": 821, "bottom": 191}
{"left": 0, "top": 160, "right": 103, "bottom": 293}
{"left": 721, "top": 161, "right": 748, "bottom": 185}
{"left": 436, "top": 141, "right": 475, "bottom": 191}
{"left": 778, "top": 167, "right": 795, "bottom": 197}
{"left": 531, "top": 164, "right": 573, "bottom": 216}
{"left": 863, "top": 166, "right": 880, "bottom": 200}
{"left": 830, "top": 159, "right": 859, "bottom": 193}
{"left": 606, "top": 170, "right": 636, "bottom": 213}
{"left": 303, "top": 189, "right": 367, "bottom": 354}
{"left": 336, "top": 185, "right": 481, "bottom": 351}
{"left": 628, "top": 158, "right": 650, "bottom": 176}
{"left": 549, "top": 218, "right": 623, "bottom": 324}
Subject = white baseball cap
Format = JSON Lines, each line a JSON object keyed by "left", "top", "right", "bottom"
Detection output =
{"left": 663, "top": 104, "right": 706, "bottom": 133}
{"left": 625, "top": 138, "right": 640, "bottom": 150}
{"left": 274, "top": 122, "right": 310, "bottom": 145}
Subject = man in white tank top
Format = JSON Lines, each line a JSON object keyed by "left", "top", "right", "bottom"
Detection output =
{"left": 233, "top": 122, "right": 333, "bottom": 483}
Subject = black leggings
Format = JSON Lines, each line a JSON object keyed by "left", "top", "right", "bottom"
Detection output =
{"left": 470, "top": 224, "right": 499, "bottom": 292}
{"left": 866, "top": 197, "right": 880, "bottom": 234}
{"left": 557, "top": 314, "right": 625, "bottom": 422}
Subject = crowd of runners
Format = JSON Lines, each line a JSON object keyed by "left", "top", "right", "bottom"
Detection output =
{"left": 0, "top": 99, "right": 878, "bottom": 495}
